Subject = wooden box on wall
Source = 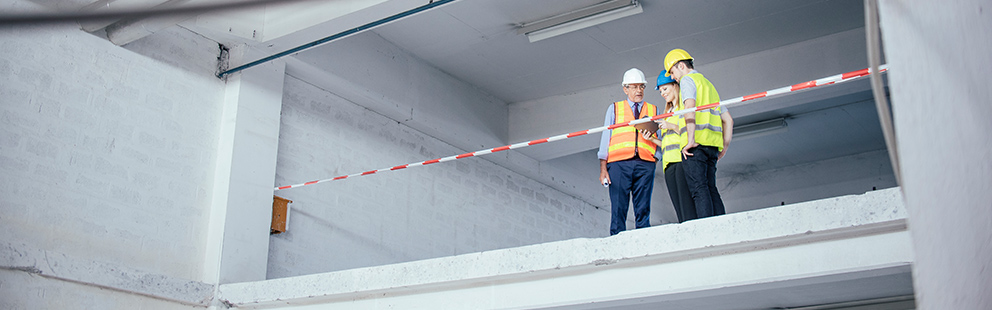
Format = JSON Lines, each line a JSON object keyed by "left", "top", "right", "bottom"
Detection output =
{"left": 271, "top": 195, "right": 292, "bottom": 234}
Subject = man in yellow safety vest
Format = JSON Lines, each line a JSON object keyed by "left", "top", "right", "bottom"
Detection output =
{"left": 598, "top": 68, "right": 660, "bottom": 235}
{"left": 664, "top": 49, "right": 734, "bottom": 220}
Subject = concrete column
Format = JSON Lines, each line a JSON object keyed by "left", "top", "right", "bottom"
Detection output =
{"left": 877, "top": 1, "right": 992, "bottom": 309}
{"left": 203, "top": 45, "right": 286, "bottom": 284}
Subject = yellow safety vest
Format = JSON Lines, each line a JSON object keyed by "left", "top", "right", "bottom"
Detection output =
{"left": 607, "top": 101, "right": 658, "bottom": 163}
{"left": 660, "top": 100, "right": 686, "bottom": 169}
{"left": 685, "top": 72, "right": 724, "bottom": 151}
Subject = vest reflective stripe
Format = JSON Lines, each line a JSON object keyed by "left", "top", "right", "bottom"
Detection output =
{"left": 696, "top": 123, "right": 723, "bottom": 133}
{"left": 686, "top": 72, "right": 724, "bottom": 151}
{"left": 660, "top": 101, "right": 686, "bottom": 168}
{"left": 607, "top": 101, "right": 658, "bottom": 163}
{"left": 663, "top": 144, "right": 683, "bottom": 152}
{"left": 698, "top": 108, "right": 723, "bottom": 117}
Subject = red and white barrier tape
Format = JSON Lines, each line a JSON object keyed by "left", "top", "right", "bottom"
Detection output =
{"left": 275, "top": 65, "right": 888, "bottom": 191}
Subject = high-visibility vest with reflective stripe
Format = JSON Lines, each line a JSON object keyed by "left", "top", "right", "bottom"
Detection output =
{"left": 685, "top": 72, "right": 724, "bottom": 151}
{"left": 660, "top": 100, "right": 686, "bottom": 168}
{"left": 607, "top": 101, "right": 658, "bottom": 163}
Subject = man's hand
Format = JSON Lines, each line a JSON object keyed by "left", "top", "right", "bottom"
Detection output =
{"left": 600, "top": 160, "right": 610, "bottom": 187}
{"left": 683, "top": 116, "right": 697, "bottom": 160}
{"left": 681, "top": 141, "right": 699, "bottom": 159}
{"left": 719, "top": 111, "right": 733, "bottom": 161}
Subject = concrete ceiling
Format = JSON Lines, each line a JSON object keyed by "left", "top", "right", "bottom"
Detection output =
{"left": 370, "top": 0, "right": 866, "bottom": 103}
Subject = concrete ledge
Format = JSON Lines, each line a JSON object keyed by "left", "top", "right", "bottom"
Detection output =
{"left": 220, "top": 187, "right": 909, "bottom": 309}
{"left": 0, "top": 242, "right": 214, "bottom": 306}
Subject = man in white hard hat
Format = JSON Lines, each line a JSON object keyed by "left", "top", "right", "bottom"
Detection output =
{"left": 598, "top": 68, "right": 661, "bottom": 235}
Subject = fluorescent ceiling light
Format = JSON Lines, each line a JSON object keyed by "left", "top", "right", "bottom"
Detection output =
{"left": 734, "top": 118, "right": 788, "bottom": 140}
{"left": 517, "top": 0, "right": 643, "bottom": 43}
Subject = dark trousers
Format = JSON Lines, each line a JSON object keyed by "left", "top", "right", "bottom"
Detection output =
{"left": 682, "top": 145, "right": 725, "bottom": 219}
{"left": 664, "top": 162, "right": 696, "bottom": 223}
{"left": 607, "top": 159, "right": 655, "bottom": 235}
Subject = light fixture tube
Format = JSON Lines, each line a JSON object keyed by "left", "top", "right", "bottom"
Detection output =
{"left": 519, "top": 0, "right": 643, "bottom": 43}
{"left": 734, "top": 118, "right": 789, "bottom": 140}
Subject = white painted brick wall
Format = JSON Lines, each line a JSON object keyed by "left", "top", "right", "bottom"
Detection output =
{"left": 1, "top": 6, "right": 225, "bottom": 307}
{"left": 267, "top": 75, "right": 606, "bottom": 278}
{"left": 292, "top": 32, "right": 509, "bottom": 152}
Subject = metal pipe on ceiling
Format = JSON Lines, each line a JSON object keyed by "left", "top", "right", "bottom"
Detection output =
{"left": 216, "top": 0, "right": 456, "bottom": 79}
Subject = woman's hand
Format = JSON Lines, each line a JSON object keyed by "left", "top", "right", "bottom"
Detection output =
{"left": 656, "top": 120, "right": 676, "bottom": 132}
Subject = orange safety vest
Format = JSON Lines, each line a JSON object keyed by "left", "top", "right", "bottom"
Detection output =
{"left": 607, "top": 101, "right": 658, "bottom": 163}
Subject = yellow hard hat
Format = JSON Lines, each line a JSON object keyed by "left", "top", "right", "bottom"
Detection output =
{"left": 664, "top": 48, "right": 693, "bottom": 76}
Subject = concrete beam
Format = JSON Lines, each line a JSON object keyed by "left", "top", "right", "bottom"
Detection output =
{"left": 219, "top": 188, "right": 911, "bottom": 309}
{"left": 253, "top": 0, "right": 423, "bottom": 50}
{"left": 104, "top": 0, "right": 198, "bottom": 46}
{"left": 77, "top": 0, "right": 170, "bottom": 32}
{"left": 186, "top": 0, "right": 425, "bottom": 51}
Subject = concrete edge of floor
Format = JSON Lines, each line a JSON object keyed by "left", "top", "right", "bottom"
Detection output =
{"left": 0, "top": 241, "right": 214, "bottom": 306}
{"left": 219, "top": 187, "right": 910, "bottom": 309}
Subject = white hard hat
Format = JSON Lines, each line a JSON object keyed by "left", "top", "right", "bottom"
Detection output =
{"left": 622, "top": 68, "right": 647, "bottom": 85}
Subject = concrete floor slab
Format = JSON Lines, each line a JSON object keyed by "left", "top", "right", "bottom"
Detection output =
{"left": 219, "top": 188, "right": 911, "bottom": 309}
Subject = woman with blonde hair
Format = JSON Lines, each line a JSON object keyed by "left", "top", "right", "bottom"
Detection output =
{"left": 641, "top": 71, "right": 696, "bottom": 223}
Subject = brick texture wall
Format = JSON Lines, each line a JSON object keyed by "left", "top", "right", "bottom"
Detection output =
{"left": 267, "top": 75, "right": 606, "bottom": 278}
{"left": 0, "top": 20, "right": 224, "bottom": 295}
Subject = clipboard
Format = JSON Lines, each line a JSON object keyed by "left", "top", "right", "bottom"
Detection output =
{"left": 633, "top": 120, "right": 659, "bottom": 132}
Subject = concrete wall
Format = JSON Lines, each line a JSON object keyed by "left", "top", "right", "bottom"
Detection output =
{"left": 544, "top": 147, "right": 896, "bottom": 226}
{"left": 878, "top": 0, "right": 992, "bottom": 309}
{"left": 719, "top": 149, "right": 895, "bottom": 211}
{"left": 0, "top": 0, "right": 225, "bottom": 306}
{"left": 267, "top": 74, "right": 605, "bottom": 278}
{"left": 292, "top": 31, "right": 509, "bottom": 151}
{"left": 285, "top": 29, "right": 608, "bottom": 214}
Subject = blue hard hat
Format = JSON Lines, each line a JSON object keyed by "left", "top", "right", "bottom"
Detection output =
{"left": 655, "top": 70, "right": 677, "bottom": 90}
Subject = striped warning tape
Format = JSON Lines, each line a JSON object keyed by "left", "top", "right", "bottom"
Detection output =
{"left": 275, "top": 65, "right": 888, "bottom": 191}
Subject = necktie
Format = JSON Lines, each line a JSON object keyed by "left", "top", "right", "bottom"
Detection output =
{"left": 633, "top": 102, "right": 640, "bottom": 118}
